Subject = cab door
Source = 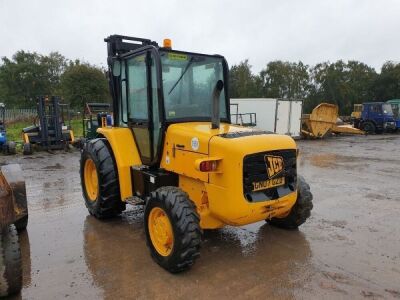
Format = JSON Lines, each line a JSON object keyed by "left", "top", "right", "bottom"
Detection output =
{"left": 124, "top": 51, "right": 162, "bottom": 166}
{"left": 371, "top": 104, "right": 383, "bottom": 126}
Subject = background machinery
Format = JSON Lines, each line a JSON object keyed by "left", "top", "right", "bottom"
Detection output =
{"left": 0, "top": 103, "right": 16, "bottom": 155}
{"left": 301, "top": 103, "right": 363, "bottom": 138}
{"left": 352, "top": 102, "right": 396, "bottom": 133}
{"left": 80, "top": 35, "right": 313, "bottom": 273}
{"left": 386, "top": 99, "right": 400, "bottom": 130}
{"left": 22, "top": 96, "right": 74, "bottom": 154}
{"left": 82, "top": 102, "right": 112, "bottom": 140}
{"left": 0, "top": 164, "right": 28, "bottom": 297}
{"left": 351, "top": 104, "right": 362, "bottom": 120}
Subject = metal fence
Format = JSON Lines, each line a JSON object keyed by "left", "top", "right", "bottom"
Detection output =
{"left": 4, "top": 108, "right": 80, "bottom": 122}
{"left": 4, "top": 109, "right": 37, "bottom": 122}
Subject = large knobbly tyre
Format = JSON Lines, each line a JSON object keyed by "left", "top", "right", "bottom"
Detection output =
{"left": 144, "top": 187, "right": 202, "bottom": 273}
{"left": 80, "top": 138, "right": 125, "bottom": 219}
{"left": 0, "top": 225, "right": 22, "bottom": 297}
{"left": 267, "top": 175, "right": 313, "bottom": 229}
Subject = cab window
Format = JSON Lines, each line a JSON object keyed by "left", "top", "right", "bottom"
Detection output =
{"left": 127, "top": 55, "right": 148, "bottom": 121}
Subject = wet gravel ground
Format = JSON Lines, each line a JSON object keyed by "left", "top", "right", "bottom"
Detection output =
{"left": 1, "top": 134, "right": 400, "bottom": 299}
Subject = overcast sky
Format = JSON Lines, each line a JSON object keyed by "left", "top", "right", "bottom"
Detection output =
{"left": 1, "top": 0, "right": 399, "bottom": 73}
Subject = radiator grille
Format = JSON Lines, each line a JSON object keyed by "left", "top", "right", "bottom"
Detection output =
{"left": 243, "top": 149, "right": 297, "bottom": 202}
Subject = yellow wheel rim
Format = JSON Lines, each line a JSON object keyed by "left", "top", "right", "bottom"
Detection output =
{"left": 84, "top": 158, "right": 98, "bottom": 201}
{"left": 148, "top": 207, "right": 174, "bottom": 256}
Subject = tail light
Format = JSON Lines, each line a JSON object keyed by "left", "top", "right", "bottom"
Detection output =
{"left": 199, "top": 160, "right": 218, "bottom": 172}
{"left": 195, "top": 157, "right": 222, "bottom": 173}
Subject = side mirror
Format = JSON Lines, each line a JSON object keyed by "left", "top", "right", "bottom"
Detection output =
{"left": 112, "top": 60, "right": 121, "bottom": 77}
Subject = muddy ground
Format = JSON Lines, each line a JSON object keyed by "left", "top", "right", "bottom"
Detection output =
{"left": 1, "top": 134, "right": 400, "bottom": 299}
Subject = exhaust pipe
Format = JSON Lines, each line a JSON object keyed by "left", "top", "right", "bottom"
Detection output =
{"left": 212, "top": 80, "right": 224, "bottom": 129}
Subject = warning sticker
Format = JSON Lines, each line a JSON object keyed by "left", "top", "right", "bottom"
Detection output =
{"left": 168, "top": 53, "right": 188, "bottom": 61}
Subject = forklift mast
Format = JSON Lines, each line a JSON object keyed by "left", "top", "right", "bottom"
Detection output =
{"left": 22, "top": 95, "right": 73, "bottom": 154}
{"left": 105, "top": 35, "right": 158, "bottom": 58}
{"left": 37, "top": 96, "right": 62, "bottom": 145}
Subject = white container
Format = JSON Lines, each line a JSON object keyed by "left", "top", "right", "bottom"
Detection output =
{"left": 230, "top": 98, "right": 303, "bottom": 138}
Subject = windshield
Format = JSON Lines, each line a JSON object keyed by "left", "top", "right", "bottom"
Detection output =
{"left": 391, "top": 103, "right": 399, "bottom": 118}
{"left": 160, "top": 51, "right": 227, "bottom": 120}
{"left": 383, "top": 104, "right": 393, "bottom": 115}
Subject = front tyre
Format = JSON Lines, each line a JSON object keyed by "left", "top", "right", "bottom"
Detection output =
{"left": 362, "top": 121, "right": 376, "bottom": 134}
{"left": 80, "top": 138, "right": 125, "bottom": 219}
{"left": 144, "top": 187, "right": 202, "bottom": 273}
{"left": 267, "top": 176, "right": 313, "bottom": 229}
{"left": 22, "top": 143, "right": 33, "bottom": 155}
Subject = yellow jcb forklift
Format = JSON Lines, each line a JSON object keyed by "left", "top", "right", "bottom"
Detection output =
{"left": 80, "top": 35, "right": 313, "bottom": 273}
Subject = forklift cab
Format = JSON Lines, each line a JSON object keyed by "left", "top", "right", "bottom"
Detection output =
{"left": 107, "top": 35, "right": 230, "bottom": 166}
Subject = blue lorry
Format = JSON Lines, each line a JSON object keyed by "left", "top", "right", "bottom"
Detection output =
{"left": 352, "top": 102, "right": 396, "bottom": 134}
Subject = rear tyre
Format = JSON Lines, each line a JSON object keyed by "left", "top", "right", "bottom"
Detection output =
{"left": 144, "top": 187, "right": 202, "bottom": 273}
{"left": 23, "top": 143, "right": 33, "bottom": 155}
{"left": 267, "top": 176, "right": 313, "bottom": 229}
{"left": 362, "top": 122, "right": 376, "bottom": 134}
{"left": 80, "top": 138, "right": 125, "bottom": 218}
{"left": 0, "top": 225, "right": 22, "bottom": 297}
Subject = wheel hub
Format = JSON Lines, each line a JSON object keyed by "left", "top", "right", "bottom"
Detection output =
{"left": 148, "top": 207, "right": 174, "bottom": 256}
{"left": 84, "top": 159, "right": 98, "bottom": 201}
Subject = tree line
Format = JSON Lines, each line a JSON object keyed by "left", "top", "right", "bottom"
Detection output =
{"left": 229, "top": 60, "right": 400, "bottom": 114}
{"left": 1, "top": 50, "right": 399, "bottom": 115}
{"left": 0, "top": 51, "right": 110, "bottom": 109}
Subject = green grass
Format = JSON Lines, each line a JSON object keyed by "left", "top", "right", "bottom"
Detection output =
{"left": 5, "top": 118, "right": 84, "bottom": 143}
{"left": 6, "top": 121, "right": 32, "bottom": 142}
{"left": 70, "top": 118, "right": 83, "bottom": 138}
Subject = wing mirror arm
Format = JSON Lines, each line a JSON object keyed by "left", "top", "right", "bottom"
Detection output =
{"left": 211, "top": 80, "right": 224, "bottom": 129}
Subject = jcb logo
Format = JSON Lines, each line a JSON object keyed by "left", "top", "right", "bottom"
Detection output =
{"left": 265, "top": 155, "right": 284, "bottom": 178}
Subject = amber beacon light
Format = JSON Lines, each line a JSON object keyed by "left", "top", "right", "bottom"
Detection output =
{"left": 163, "top": 38, "right": 172, "bottom": 49}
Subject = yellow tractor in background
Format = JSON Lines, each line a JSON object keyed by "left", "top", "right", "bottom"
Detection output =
{"left": 351, "top": 104, "right": 362, "bottom": 120}
{"left": 80, "top": 35, "right": 313, "bottom": 273}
